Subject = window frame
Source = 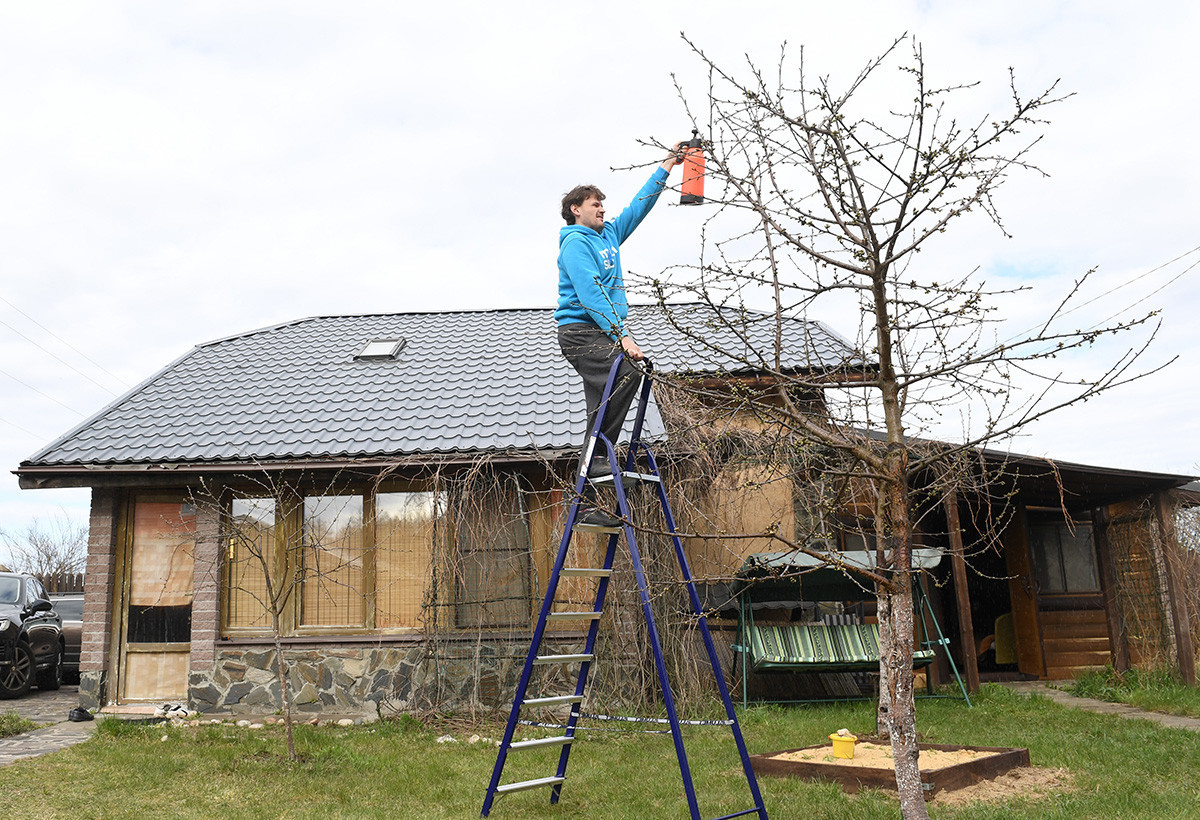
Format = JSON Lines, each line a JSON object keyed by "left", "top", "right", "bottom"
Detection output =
{"left": 218, "top": 476, "right": 531, "bottom": 638}
{"left": 221, "top": 494, "right": 278, "bottom": 635}
{"left": 1026, "top": 510, "right": 1101, "bottom": 598}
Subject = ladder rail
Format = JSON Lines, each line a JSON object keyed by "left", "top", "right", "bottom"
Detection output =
{"left": 641, "top": 444, "right": 769, "bottom": 817}
{"left": 610, "top": 459, "right": 704, "bottom": 820}
{"left": 548, "top": 531, "right": 621, "bottom": 803}
{"left": 483, "top": 360, "right": 636, "bottom": 815}
{"left": 483, "top": 356, "right": 768, "bottom": 819}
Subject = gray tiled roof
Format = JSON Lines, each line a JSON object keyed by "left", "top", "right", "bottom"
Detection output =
{"left": 22, "top": 304, "right": 860, "bottom": 468}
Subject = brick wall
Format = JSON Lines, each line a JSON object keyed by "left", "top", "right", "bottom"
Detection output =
{"left": 79, "top": 488, "right": 119, "bottom": 708}
{"left": 190, "top": 492, "right": 222, "bottom": 672}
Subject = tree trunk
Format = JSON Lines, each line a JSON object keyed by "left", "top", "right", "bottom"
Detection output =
{"left": 272, "top": 629, "right": 297, "bottom": 761}
{"left": 875, "top": 448, "right": 929, "bottom": 819}
{"left": 261, "top": 559, "right": 297, "bottom": 761}
{"left": 878, "top": 575, "right": 927, "bottom": 818}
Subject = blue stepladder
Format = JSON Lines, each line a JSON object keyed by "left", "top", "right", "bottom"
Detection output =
{"left": 481, "top": 357, "right": 769, "bottom": 820}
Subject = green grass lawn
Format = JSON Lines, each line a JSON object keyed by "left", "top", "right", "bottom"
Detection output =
{"left": 0, "top": 712, "right": 37, "bottom": 739}
{"left": 2, "top": 686, "right": 1200, "bottom": 818}
{"left": 1070, "top": 666, "right": 1200, "bottom": 718}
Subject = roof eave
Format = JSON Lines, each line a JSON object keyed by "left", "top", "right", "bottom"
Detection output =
{"left": 16, "top": 448, "right": 579, "bottom": 490}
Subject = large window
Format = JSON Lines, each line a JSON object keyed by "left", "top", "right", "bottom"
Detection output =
{"left": 220, "top": 480, "right": 529, "bottom": 636}
{"left": 375, "top": 491, "right": 442, "bottom": 629}
{"left": 455, "top": 477, "right": 532, "bottom": 629}
{"left": 1029, "top": 515, "right": 1099, "bottom": 595}
{"left": 301, "top": 494, "right": 366, "bottom": 627}
{"left": 224, "top": 497, "right": 275, "bottom": 630}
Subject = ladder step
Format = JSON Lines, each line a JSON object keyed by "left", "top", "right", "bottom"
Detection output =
{"left": 711, "top": 808, "right": 767, "bottom": 820}
{"left": 590, "top": 470, "right": 661, "bottom": 486}
{"left": 574, "top": 520, "right": 622, "bottom": 533}
{"left": 547, "top": 611, "right": 603, "bottom": 622}
{"left": 533, "top": 653, "right": 594, "bottom": 665}
{"left": 495, "top": 776, "right": 565, "bottom": 795}
{"left": 510, "top": 735, "right": 574, "bottom": 750}
{"left": 522, "top": 694, "right": 583, "bottom": 708}
{"left": 560, "top": 567, "right": 613, "bottom": 578}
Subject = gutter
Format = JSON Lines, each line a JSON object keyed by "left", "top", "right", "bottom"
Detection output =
{"left": 16, "top": 449, "right": 580, "bottom": 490}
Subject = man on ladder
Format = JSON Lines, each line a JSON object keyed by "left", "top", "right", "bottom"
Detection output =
{"left": 482, "top": 142, "right": 769, "bottom": 820}
{"left": 555, "top": 142, "right": 684, "bottom": 528}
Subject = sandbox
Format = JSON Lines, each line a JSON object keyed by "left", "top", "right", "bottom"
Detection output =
{"left": 750, "top": 739, "right": 1030, "bottom": 797}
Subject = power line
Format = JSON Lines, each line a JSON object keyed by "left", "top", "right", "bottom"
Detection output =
{"left": 1002, "top": 243, "right": 1200, "bottom": 345}
{"left": 0, "top": 365, "right": 86, "bottom": 416}
{"left": 0, "top": 316, "right": 121, "bottom": 397}
{"left": 1069, "top": 243, "right": 1200, "bottom": 326}
{"left": 0, "top": 413, "right": 44, "bottom": 439}
{"left": 1092, "top": 255, "right": 1200, "bottom": 331}
{"left": 0, "top": 293, "right": 130, "bottom": 390}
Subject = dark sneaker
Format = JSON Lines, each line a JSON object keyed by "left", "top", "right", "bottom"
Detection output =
{"left": 577, "top": 507, "right": 622, "bottom": 530}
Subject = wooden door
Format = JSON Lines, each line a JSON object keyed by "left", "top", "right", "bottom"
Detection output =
{"left": 117, "top": 497, "right": 195, "bottom": 702}
{"left": 1004, "top": 506, "right": 1046, "bottom": 677}
{"left": 1026, "top": 512, "right": 1110, "bottom": 678}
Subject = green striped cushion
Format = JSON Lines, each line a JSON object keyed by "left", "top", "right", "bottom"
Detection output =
{"left": 749, "top": 622, "right": 935, "bottom": 670}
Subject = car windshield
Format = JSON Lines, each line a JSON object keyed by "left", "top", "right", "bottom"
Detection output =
{"left": 53, "top": 598, "right": 83, "bottom": 620}
{"left": 0, "top": 577, "right": 19, "bottom": 605}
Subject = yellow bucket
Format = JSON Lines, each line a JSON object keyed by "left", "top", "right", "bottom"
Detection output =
{"left": 829, "top": 732, "right": 857, "bottom": 759}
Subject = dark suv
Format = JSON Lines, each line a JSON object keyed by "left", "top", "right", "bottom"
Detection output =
{"left": 0, "top": 572, "right": 64, "bottom": 698}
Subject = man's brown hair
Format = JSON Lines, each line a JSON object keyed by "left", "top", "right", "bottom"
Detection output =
{"left": 561, "top": 185, "right": 606, "bottom": 225}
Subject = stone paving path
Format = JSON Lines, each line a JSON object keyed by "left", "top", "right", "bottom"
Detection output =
{"left": 0, "top": 685, "right": 96, "bottom": 767}
{"left": 1004, "top": 680, "right": 1200, "bottom": 733}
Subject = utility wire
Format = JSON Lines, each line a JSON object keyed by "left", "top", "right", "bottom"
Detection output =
{"left": 0, "top": 366, "right": 85, "bottom": 416}
{"left": 0, "top": 316, "right": 121, "bottom": 397}
{"left": 1093, "top": 254, "right": 1200, "bottom": 330}
{"left": 1001, "top": 243, "right": 1200, "bottom": 345}
{"left": 0, "top": 293, "right": 130, "bottom": 390}
{"left": 0, "top": 414, "right": 43, "bottom": 439}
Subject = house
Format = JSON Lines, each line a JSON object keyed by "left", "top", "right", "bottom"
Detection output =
{"left": 16, "top": 305, "right": 1197, "bottom": 714}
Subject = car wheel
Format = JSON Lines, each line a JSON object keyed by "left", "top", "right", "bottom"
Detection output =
{"left": 37, "top": 644, "right": 63, "bottom": 691}
{"left": 0, "top": 643, "right": 34, "bottom": 699}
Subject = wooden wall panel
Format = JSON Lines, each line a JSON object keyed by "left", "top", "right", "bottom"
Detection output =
{"left": 122, "top": 650, "right": 189, "bottom": 701}
{"left": 1040, "top": 608, "right": 1112, "bottom": 679}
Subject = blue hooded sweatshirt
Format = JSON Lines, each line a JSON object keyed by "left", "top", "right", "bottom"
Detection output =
{"left": 555, "top": 166, "right": 669, "bottom": 340}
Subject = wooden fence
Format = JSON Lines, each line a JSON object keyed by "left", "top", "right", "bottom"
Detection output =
{"left": 38, "top": 572, "right": 85, "bottom": 594}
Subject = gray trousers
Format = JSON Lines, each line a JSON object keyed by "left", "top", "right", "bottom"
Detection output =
{"left": 557, "top": 323, "right": 642, "bottom": 473}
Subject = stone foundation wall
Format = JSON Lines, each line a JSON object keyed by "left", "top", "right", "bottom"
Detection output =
{"left": 187, "top": 640, "right": 580, "bottom": 716}
{"left": 78, "top": 669, "right": 108, "bottom": 711}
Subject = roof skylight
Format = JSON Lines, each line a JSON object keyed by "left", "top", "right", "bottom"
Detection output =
{"left": 355, "top": 338, "right": 406, "bottom": 361}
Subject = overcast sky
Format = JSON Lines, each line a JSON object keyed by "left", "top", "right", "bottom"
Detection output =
{"left": 1, "top": 1, "right": 1197, "bottom": 566}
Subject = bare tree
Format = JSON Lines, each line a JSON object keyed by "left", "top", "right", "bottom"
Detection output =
{"left": 196, "top": 472, "right": 373, "bottom": 761}
{"left": 0, "top": 510, "right": 88, "bottom": 582}
{"left": 635, "top": 35, "right": 1164, "bottom": 818}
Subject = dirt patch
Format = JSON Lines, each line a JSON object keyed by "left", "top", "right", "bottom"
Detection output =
{"left": 929, "top": 765, "right": 1073, "bottom": 807}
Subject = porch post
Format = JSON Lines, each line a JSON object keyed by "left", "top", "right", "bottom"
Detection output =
{"left": 1154, "top": 492, "right": 1196, "bottom": 685}
{"left": 943, "top": 489, "right": 980, "bottom": 693}
{"left": 1092, "top": 506, "right": 1130, "bottom": 673}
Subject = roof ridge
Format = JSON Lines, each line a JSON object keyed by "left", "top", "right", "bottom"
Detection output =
{"left": 197, "top": 302, "right": 832, "bottom": 351}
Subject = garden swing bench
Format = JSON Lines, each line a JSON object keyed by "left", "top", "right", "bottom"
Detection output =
{"left": 731, "top": 549, "right": 972, "bottom": 707}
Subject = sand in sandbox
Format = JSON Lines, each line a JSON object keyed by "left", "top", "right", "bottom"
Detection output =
{"left": 769, "top": 740, "right": 992, "bottom": 771}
